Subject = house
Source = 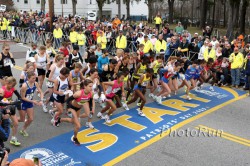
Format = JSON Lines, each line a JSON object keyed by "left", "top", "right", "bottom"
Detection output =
{"left": 13, "top": 0, "right": 148, "bottom": 19}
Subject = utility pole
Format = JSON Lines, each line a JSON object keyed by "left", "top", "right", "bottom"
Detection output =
{"left": 49, "top": 0, "right": 54, "bottom": 31}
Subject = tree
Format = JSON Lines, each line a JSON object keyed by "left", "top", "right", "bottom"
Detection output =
{"left": 41, "top": 0, "right": 46, "bottom": 12}
{"left": 199, "top": 0, "right": 207, "bottom": 28}
{"left": 168, "top": 0, "right": 175, "bottom": 23}
{"left": 239, "top": 0, "right": 249, "bottom": 34}
{"left": 226, "top": 0, "right": 240, "bottom": 39}
{"left": 72, "top": 0, "right": 77, "bottom": 16}
{"left": 96, "top": 0, "right": 106, "bottom": 20}
{"left": 117, "top": 0, "right": 121, "bottom": 18}
{"left": 125, "top": 0, "right": 131, "bottom": 19}
{"left": 48, "top": 0, "right": 54, "bottom": 31}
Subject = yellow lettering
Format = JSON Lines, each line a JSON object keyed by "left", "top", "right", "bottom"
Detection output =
{"left": 77, "top": 129, "right": 117, "bottom": 152}
{"left": 162, "top": 99, "right": 199, "bottom": 111}
{"left": 180, "top": 93, "right": 210, "bottom": 103}
{"left": 106, "top": 115, "right": 146, "bottom": 132}
{"left": 143, "top": 107, "right": 179, "bottom": 124}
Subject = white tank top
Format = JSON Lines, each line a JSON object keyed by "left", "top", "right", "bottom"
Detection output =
{"left": 36, "top": 53, "right": 47, "bottom": 69}
{"left": 52, "top": 64, "right": 63, "bottom": 80}
{"left": 53, "top": 76, "right": 69, "bottom": 97}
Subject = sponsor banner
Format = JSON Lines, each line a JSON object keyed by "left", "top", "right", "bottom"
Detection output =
{"left": 9, "top": 87, "right": 246, "bottom": 165}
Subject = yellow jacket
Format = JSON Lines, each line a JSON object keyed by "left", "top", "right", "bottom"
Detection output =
{"left": 0, "top": 17, "right": 7, "bottom": 30}
{"left": 97, "top": 36, "right": 107, "bottom": 49}
{"left": 229, "top": 52, "right": 244, "bottom": 69}
{"left": 53, "top": 28, "right": 63, "bottom": 39}
{"left": 69, "top": 31, "right": 78, "bottom": 43}
{"left": 154, "top": 17, "right": 162, "bottom": 24}
{"left": 116, "top": 35, "right": 127, "bottom": 49}
{"left": 155, "top": 39, "right": 167, "bottom": 53}
{"left": 141, "top": 40, "right": 153, "bottom": 54}
{"left": 77, "top": 33, "right": 86, "bottom": 46}
{"left": 203, "top": 48, "right": 216, "bottom": 62}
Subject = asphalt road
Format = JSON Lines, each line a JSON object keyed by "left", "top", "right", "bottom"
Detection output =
{"left": 2, "top": 42, "right": 250, "bottom": 166}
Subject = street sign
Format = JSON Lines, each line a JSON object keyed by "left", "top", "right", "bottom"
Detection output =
{"left": 87, "top": 11, "right": 96, "bottom": 21}
{"left": 0, "top": 5, "right": 6, "bottom": 12}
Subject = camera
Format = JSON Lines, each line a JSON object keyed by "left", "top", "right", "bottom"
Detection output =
{"left": 0, "top": 147, "right": 10, "bottom": 165}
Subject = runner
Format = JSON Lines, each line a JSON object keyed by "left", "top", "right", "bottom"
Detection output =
{"left": 69, "top": 62, "right": 85, "bottom": 93}
{"left": 127, "top": 68, "right": 154, "bottom": 116}
{"left": 51, "top": 67, "right": 71, "bottom": 127}
{"left": 149, "top": 55, "right": 164, "bottom": 98}
{"left": 56, "top": 79, "right": 95, "bottom": 145}
{"left": 44, "top": 55, "right": 65, "bottom": 112}
{"left": 34, "top": 46, "right": 50, "bottom": 95}
{"left": 97, "top": 72, "right": 126, "bottom": 123}
{"left": 0, "top": 43, "right": 15, "bottom": 86}
{"left": 25, "top": 42, "right": 38, "bottom": 60}
{"left": 19, "top": 72, "right": 43, "bottom": 137}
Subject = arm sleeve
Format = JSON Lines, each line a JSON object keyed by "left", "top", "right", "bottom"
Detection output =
{"left": 14, "top": 90, "right": 22, "bottom": 100}
{"left": 11, "top": 58, "right": 15, "bottom": 65}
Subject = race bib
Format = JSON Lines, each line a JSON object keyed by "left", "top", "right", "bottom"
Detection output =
{"left": 40, "top": 61, "right": 46, "bottom": 67}
{"left": 46, "top": 81, "right": 54, "bottom": 87}
{"left": 4, "top": 58, "right": 11, "bottom": 67}
{"left": 26, "top": 93, "right": 34, "bottom": 100}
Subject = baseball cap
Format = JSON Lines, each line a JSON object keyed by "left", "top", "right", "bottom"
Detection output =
{"left": 9, "top": 158, "right": 35, "bottom": 166}
{"left": 27, "top": 57, "right": 36, "bottom": 63}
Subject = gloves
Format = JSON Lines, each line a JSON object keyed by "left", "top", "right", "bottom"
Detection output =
{"left": 93, "top": 93, "right": 99, "bottom": 101}
{"left": 99, "top": 93, "right": 106, "bottom": 103}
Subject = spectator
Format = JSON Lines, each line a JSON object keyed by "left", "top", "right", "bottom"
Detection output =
{"left": 77, "top": 28, "right": 86, "bottom": 56}
{"left": 203, "top": 43, "right": 216, "bottom": 62}
{"left": 154, "top": 14, "right": 162, "bottom": 31}
{"left": 155, "top": 34, "right": 166, "bottom": 54}
{"left": 141, "top": 35, "right": 153, "bottom": 57}
{"left": 174, "top": 22, "right": 184, "bottom": 34}
{"left": 203, "top": 26, "right": 213, "bottom": 39}
{"left": 97, "top": 30, "right": 107, "bottom": 50}
{"left": 53, "top": 24, "right": 63, "bottom": 49}
{"left": 229, "top": 47, "right": 244, "bottom": 88}
{"left": 210, "top": 36, "right": 219, "bottom": 49}
{"left": 69, "top": 28, "right": 78, "bottom": 47}
{"left": 169, "top": 36, "right": 179, "bottom": 57}
{"left": 177, "top": 36, "right": 189, "bottom": 57}
{"left": 116, "top": 30, "right": 127, "bottom": 49}
{"left": 222, "top": 43, "right": 233, "bottom": 58}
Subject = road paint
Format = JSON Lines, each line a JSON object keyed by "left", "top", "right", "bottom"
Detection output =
{"left": 9, "top": 87, "right": 247, "bottom": 166}
{"left": 196, "top": 125, "right": 250, "bottom": 147}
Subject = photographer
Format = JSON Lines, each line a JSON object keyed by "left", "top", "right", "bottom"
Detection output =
{"left": 0, "top": 77, "right": 22, "bottom": 146}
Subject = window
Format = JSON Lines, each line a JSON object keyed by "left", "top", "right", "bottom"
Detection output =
{"left": 37, "top": 0, "right": 40, "bottom": 4}
{"left": 24, "top": 0, "right": 28, "bottom": 4}
{"left": 61, "top": 0, "right": 68, "bottom": 4}
{"left": 90, "top": 0, "right": 92, "bottom": 4}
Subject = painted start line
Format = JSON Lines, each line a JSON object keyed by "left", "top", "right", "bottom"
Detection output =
{"left": 9, "top": 86, "right": 246, "bottom": 166}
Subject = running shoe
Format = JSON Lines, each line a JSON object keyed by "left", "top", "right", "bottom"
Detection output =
{"left": 10, "top": 137, "right": 21, "bottom": 146}
{"left": 137, "top": 102, "right": 141, "bottom": 106}
{"left": 67, "top": 112, "right": 72, "bottom": 118}
{"left": 138, "top": 109, "right": 145, "bottom": 117}
{"left": 42, "top": 104, "right": 48, "bottom": 113}
{"left": 156, "top": 96, "right": 162, "bottom": 104}
{"left": 122, "top": 103, "right": 129, "bottom": 111}
{"left": 148, "top": 93, "right": 154, "bottom": 98}
{"left": 209, "top": 86, "right": 214, "bottom": 91}
{"left": 20, "top": 130, "right": 29, "bottom": 137}
{"left": 86, "top": 122, "right": 94, "bottom": 129}
{"left": 73, "top": 137, "right": 80, "bottom": 146}
{"left": 186, "top": 95, "right": 192, "bottom": 100}
{"left": 167, "top": 94, "right": 171, "bottom": 98}
{"left": 49, "top": 102, "right": 53, "bottom": 107}
{"left": 104, "top": 115, "right": 111, "bottom": 124}
{"left": 54, "top": 117, "right": 61, "bottom": 127}
{"left": 97, "top": 112, "right": 104, "bottom": 119}
{"left": 49, "top": 110, "right": 55, "bottom": 117}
